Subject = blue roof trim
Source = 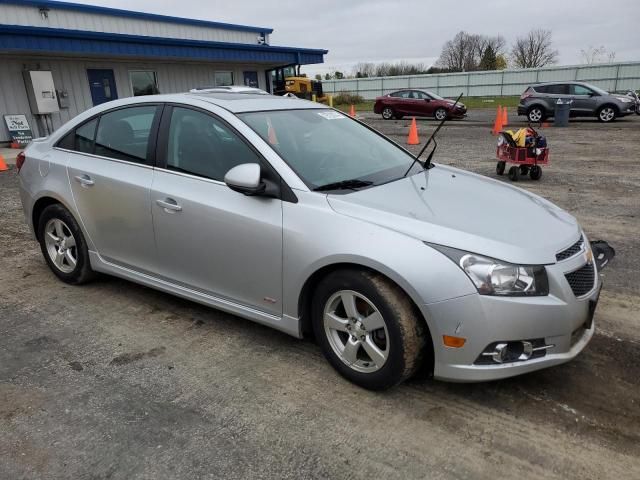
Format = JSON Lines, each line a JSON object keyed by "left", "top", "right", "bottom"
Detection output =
{"left": 0, "top": 0, "right": 274, "bottom": 34}
{"left": 0, "top": 25, "right": 326, "bottom": 65}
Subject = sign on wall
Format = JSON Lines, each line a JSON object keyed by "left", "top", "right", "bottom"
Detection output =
{"left": 3, "top": 114, "right": 33, "bottom": 146}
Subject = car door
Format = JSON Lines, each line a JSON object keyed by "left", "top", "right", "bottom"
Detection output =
{"left": 151, "top": 105, "right": 283, "bottom": 315}
{"left": 544, "top": 83, "right": 571, "bottom": 112}
{"left": 64, "top": 104, "right": 161, "bottom": 272}
{"left": 411, "top": 90, "right": 434, "bottom": 116}
{"left": 570, "top": 84, "right": 597, "bottom": 115}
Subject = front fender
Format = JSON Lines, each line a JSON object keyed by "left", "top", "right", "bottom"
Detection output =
{"left": 282, "top": 191, "right": 476, "bottom": 323}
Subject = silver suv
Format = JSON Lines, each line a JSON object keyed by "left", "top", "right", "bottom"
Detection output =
{"left": 18, "top": 92, "right": 605, "bottom": 389}
{"left": 518, "top": 81, "right": 637, "bottom": 123}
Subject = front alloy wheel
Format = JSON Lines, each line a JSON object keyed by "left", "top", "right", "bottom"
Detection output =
{"left": 434, "top": 108, "right": 447, "bottom": 121}
{"left": 312, "top": 269, "right": 428, "bottom": 390}
{"left": 598, "top": 106, "right": 616, "bottom": 122}
{"left": 381, "top": 107, "right": 394, "bottom": 120}
{"left": 323, "top": 290, "right": 389, "bottom": 373}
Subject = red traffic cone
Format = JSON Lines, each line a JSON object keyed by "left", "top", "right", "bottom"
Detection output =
{"left": 502, "top": 106, "right": 508, "bottom": 126}
{"left": 349, "top": 104, "right": 356, "bottom": 117}
{"left": 0, "top": 155, "right": 8, "bottom": 172}
{"left": 407, "top": 117, "right": 420, "bottom": 145}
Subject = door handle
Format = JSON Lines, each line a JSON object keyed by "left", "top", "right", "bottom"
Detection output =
{"left": 74, "top": 174, "right": 95, "bottom": 187}
{"left": 156, "top": 198, "right": 182, "bottom": 212}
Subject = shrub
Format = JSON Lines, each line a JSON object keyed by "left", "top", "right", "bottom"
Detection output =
{"left": 332, "top": 91, "right": 365, "bottom": 105}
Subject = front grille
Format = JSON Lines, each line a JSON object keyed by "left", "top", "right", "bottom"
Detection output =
{"left": 565, "top": 263, "right": 595, "bottom": 297}
{"left": 556, "top": 237, "right": 584, "bottom": 262}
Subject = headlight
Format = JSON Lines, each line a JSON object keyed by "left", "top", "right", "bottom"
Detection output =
{"left": 617, "top": 97, "right": 632, "bottom": 103}
{"left": 429, "top": 244, "right": 549, "bottom": 296}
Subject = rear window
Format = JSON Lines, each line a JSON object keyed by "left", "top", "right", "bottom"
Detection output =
{"left": 535, "top": 84, "right": 568, "bottom": 95}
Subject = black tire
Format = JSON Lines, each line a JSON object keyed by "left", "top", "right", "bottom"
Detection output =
{"left": 37, "top": 204, "right": 95, "bottom": 285}
{"left": 311, "top": 269, "right": 428, "bottom": 390}
{"left": 496, "top": 161, "right": 506, "bottom": 176}
{"left": 527, "top": 106, "right": 545, "bottom": 123}
{"left": 508, "top": 166, "right": 519, "bottom": 181}
{"left": 597, "top": 105, "right": 617, "bottom": 123}
{"left": 434, "top": 108, "right": 448, "bottom": 121}
{"left": 529, "top": 165, "right": 542, "bottom": 180}
{"left": 519, "top": 165, "right": 530, "bottom": 176}
{"left": 381, "top": 107, "right": 395, "bottom": 120}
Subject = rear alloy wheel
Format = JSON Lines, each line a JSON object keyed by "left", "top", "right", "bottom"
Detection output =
{"left": 508, "top": 165, "right": 519, "bottom": 181}
{"left": 381, "top": 107, "right": 395, "bottom": 120}
{"left": 312, "top": 269, "right": 427, "bottom": 390}
{"left": 496, "top": 161, "right": 506, "bottom": 175}
{"left": 598, "top": 106, "right": 616, "bottom": 123}
{"left": 529, "top": 165, "right": 542, "bottom": 180}
{"left": 38, "top": 204, "right": 95, "bottom": 284}
{"left": 527, "top": 107, "right": 544, "bottom": 123}
{"left": 434, "top": 108, "right": 448, "bottom": 121}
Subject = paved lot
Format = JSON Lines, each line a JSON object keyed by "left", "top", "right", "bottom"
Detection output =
{"left": 1, "top": 112, "right": 639, "bottom": 480}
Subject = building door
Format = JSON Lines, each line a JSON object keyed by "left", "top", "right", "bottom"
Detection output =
{"left": 243, "top": 71, "right": 259, "bottom": 88}
{"left": 87, "top": 69, "right": 118, "bottom": 106}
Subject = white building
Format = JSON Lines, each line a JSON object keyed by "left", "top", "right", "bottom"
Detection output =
{"left": 0, "top": 0, "right": 327, "bottom": 143}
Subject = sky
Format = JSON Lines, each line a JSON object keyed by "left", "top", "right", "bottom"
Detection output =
{"left": 80, "top": 0, "right": 640, "bottom": 76}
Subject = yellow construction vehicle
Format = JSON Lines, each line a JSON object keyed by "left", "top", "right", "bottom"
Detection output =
{"left": 272, "top": 66, "right": 326, "bottom": 101}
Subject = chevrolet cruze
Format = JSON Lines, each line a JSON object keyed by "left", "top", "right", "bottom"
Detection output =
{"left": 18, "top": 91, "right": 606, "bottom": 390}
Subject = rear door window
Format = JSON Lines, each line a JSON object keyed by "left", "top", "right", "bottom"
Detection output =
{"left": 546, "top": 84, "right": 569, "bottom": 95}
{"left": 94, "top": 105, "right": 158, "bottom": 163}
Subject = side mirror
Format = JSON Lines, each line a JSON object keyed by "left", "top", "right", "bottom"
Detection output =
{"left": 424, "top": 98, "right": 431, "bottom": 102}
{"left": 224, "top": 163, "right": 266, "bottom": 196}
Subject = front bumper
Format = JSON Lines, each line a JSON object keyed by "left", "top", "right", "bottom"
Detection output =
{"left": 423, "top": 249, "right": 601, "bottom": 382}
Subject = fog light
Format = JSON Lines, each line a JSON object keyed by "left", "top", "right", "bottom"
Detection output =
{"left": 476, "top": 339, "right": 553, "bottom": 365}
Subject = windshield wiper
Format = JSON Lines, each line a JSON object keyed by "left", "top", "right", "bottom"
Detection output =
{"left": 403, "top": 92, "right": 464, "bottom": 177}
{"left": 313, "top": 179, "right": 374, "bottom": 192}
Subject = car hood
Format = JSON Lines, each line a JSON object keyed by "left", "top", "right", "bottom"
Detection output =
{"left": 327, "top": 165, "right": 580, "bottom": 265}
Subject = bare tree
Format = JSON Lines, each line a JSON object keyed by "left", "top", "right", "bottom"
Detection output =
{"left": 511, "top": 29, "right": 558, "bottom": 68}
{"left": 352, "top": 62, "right": 376, "bottom": 78}
{"left": 437, "top": 32, "right": 507, "bottom": 72}
{"left": 580, "top": 45, "right": 616, "bottom": 64}
{"left": 436, "top": 31, "right": 479, "bottom": 71}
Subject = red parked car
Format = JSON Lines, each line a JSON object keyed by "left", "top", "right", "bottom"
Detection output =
{"left": 374, "top": 89, "right": 467, "bottom": 120}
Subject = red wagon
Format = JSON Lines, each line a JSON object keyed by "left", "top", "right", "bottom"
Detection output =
{"left": 495, "top": 127, "right": 549, "bottom": 181}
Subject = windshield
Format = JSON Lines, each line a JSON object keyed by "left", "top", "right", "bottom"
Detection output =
{"left": 427, "top": 91, "right": 444, "bottom": 100}
{"left": 239, "top": 109, "right": 422, "bottom": 191}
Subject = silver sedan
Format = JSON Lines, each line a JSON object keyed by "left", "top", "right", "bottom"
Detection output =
{"left": 18, "top": 92, "right": 606, "bottom": 389}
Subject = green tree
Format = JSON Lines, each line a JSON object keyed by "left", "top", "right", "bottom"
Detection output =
{"left": 334, "top": 71, "right": 344, "bottom": 79}
{"left": 324, "top": 73, "right": 331, "bottom": 80}
{"left": 315, "top": 74, "right": 322, "bottom": 81}
{"left": 479, "top": 45, "right": 497, "bottom": 70}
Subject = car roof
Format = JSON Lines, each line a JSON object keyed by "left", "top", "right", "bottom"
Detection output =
{"left": 187, "top": 92, "right": 327, "bottom": 113}
{"left": 532, "top": 81, "right": 589, "bottom": 86}
{"left": 83, "top": 92, "right": 329, "bottom": 114}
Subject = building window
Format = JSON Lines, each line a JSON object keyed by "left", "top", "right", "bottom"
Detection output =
{"left": 214, "top": 71, "right": 234, "bottom": 87}
{"left": 130, "top": 71, "right": 159, "bottom": 96}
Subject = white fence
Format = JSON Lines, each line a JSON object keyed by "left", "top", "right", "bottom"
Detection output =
{"left": 322, "top": 62, "right": 640, "bottom": 99}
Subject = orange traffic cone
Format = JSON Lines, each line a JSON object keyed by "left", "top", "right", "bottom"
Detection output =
{"left": 0, "top": 155, "right": 8, "bottom": 172}
{"left": 542, "top": 121, "right": 550, "bottom": 128}
{"left": 492, "top": 106, "right": 503, "bottom": 135}
{"left": 267, "top": 118, "right": 278, "bottom": 145}
{"left": 407, "top": 117, "right": 420, "bottom": 145}
{"left": 349, "top": 104, "right": 356, "bottom": 117}
{"left": 502, "top": 106, "right": 508, "bottom": 126}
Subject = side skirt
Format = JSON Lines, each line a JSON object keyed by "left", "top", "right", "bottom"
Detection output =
{"left": 89, "top": 251, "right": 302, "bottom": 338}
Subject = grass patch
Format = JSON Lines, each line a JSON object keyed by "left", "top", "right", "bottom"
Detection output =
{"left": 333, "top": 101, "right": 375, "bottom": 113}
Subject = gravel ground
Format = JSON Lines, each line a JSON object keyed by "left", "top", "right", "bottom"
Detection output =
{"left": 1, "top": 112, "right": 639, "bottom": 480}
